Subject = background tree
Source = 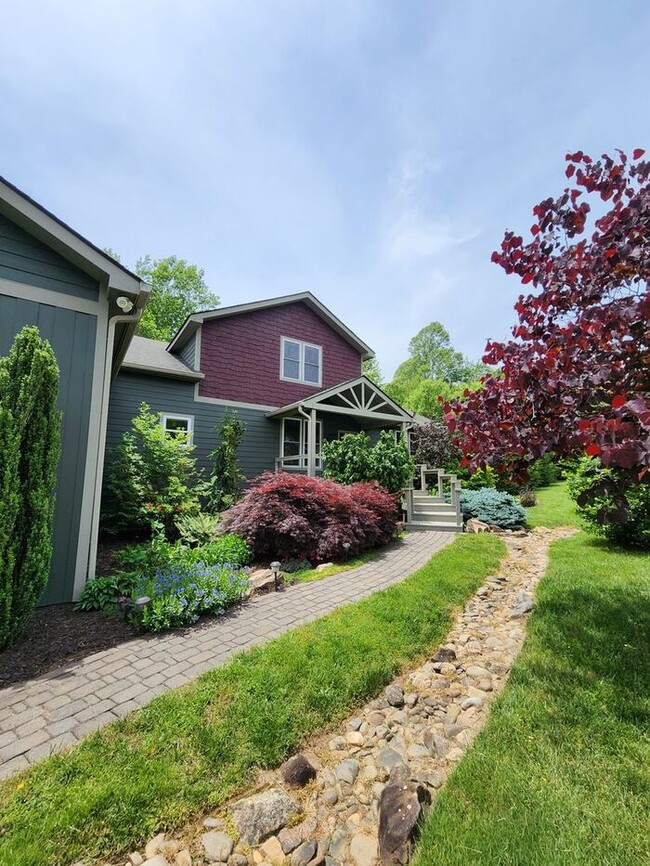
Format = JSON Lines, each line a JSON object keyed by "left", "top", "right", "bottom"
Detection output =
{"left": 135, "top": 255, "right": 219, "bottom": 341}
{"left": 363, "top": 357, "right": 384, "bottom": 385}
{"left": 0, "top": 327, "right": 60, "bottom": 648}
{"left": 410, "top": 418, "right": 461, "bottom": 469}
{"left": 446, "top": 148, "right": 649, "bottom": 541}
{"left": 385, "top": 321, "right": 487, "bottom": 418}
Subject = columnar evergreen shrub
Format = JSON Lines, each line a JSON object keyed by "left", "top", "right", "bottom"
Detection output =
{"left": 0, "top": 327, "right": 60, "bottom": 649}
{"left": 323, "top": 430, "right": 414, "bottom": 493}
{"left": 219, "top": 472, "right": 399, "bottom": 561}
{"left": 528, "top": 454, "right": 559, "bottom": 489}
{"left": 104, "top": 403, "right": 201, "bottom": 537}
{"left": 459, "top": 487, "right": 525, "bottom": 529}
{"left": 208, "top": 411, "right": 247, "bottom": 511}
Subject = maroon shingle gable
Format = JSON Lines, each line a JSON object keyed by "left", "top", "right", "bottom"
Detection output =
{"left": 198, "top": 301, "right": 363, "bottom": 406}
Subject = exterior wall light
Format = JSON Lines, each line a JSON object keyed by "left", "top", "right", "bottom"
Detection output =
{"left": 116, "top": 296, "right": 134, "bottom": 312}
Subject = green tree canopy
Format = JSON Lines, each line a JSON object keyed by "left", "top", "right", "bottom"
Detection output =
{"left": 385, "top": 321, "right": 488, "bottom": 419}
{"left": 362, "top": 357, "right": 384, "bottom": 385}
{"left": 135, "top": 255, "right": 219, "bottom": 342}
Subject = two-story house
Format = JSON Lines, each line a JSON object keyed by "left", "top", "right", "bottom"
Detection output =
{"left": 106, "top": 293, "right": 414, "bottom": 483}
{"left": 0, "top": 175, "right": 417, "bottom": 606}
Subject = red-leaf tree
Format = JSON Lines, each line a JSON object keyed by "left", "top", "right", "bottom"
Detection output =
{"left": 446, "top": 149, "right": 650, "bottom": 501}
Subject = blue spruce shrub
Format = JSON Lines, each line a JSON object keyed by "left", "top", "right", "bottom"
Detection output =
{"left": 460, "top": 487, "right": 525, "bottom": 529}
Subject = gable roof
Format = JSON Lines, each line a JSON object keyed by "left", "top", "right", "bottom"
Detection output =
{"left": 0, "top": 176, "right": 149, "bottom": 297}
{"left": 167, "top": 291, "right": 374, "bottom": 360}
{"left": 267, "top": 375, "right": 413, "bottom": 424}
{"left": 122, "top": 336, "right": 204, "bottom": 381}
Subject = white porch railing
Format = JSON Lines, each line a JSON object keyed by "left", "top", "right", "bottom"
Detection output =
{"left": 402, "top": 465, "right": 463, "bottom": 530}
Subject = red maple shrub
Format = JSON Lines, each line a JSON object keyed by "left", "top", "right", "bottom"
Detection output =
{"left": 445, "top": 148, "right": 649, "bottom": 528}
{"left": 218, "top": 472, "right": 400, "bottom": 562}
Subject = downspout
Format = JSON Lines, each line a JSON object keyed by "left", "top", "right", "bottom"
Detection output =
{"left": 85, "top": 306, "right": 145, "bottom": 582}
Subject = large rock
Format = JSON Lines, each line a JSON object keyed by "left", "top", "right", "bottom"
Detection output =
{"left": 378, "top": 782, "right": 431, "bottom": 864}
{"left": 229, "top": 788, "right": 302, "bottom": 846}
{"left": 281, "top": 753, "right": 317, "bottom": 787}
{"left": 466, "top": 518, "right": 490, "bottom": 533}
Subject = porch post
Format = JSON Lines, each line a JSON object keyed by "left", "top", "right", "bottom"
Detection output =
{"left": 307, "top": 408, "right": 317, "bottom": 477}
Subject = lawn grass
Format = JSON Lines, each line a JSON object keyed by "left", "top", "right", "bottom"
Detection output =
{"left": 0, "top": 533, "right": 504, "bottom": 866}
{"left": 412, "top": 531, "right": 650, "bottom": 866}
{"left": 525, "top": 481, "right": 578, "bottom": 528}
{"left": 287, "top": 540, "right": 402, "bottom": 583}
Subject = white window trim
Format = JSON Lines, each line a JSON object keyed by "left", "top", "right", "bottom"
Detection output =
{"left": 280, "top": 336, "right": 323, "bottom": 387}
{"left": 161, "top": 413, "right": 195, "bottom": 445}
{"left": 280, "top": 416, "right": 323, "bottom": 470}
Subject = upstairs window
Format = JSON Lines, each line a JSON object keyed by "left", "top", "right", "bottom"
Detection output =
{"left": 161, "top": 413, "right": 194, "bottom": 445}
{"left": 281, "top": 337, "right": 322, "bottom": 386}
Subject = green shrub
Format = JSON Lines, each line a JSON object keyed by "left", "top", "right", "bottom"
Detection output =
{"left": 103, "top": 403, "right": 201, "bottom": 538}
{"left": 180, "top": 535, "right": 251, "bottom": 567}
{"left": 527, "top": 454, "right": 559, "bottom": 489}
{"left": 460, "top": 487, "right": 526, "bottom": 529}
{"left": 0, "top": 327, "right": 60, "bottom": 649}
{"left": 567, "top": 456, "right": 650, "bottom": 549}
{"left": 323, "top": 430, "right": 414, "bottom": 493}
{"left": 132, "top": 563, "right": 250, "bottom": 632}
{"left": 175, "top": 511, "right": 220, "bottom": 545}
{"left": 114, "top": 531, "right": 251, "bottom": 576}
{"left": 75, "top": 573, "right": 140, "bottom": 612}
{"left": 208, "top": 411, "right": 247, "bottom": 511}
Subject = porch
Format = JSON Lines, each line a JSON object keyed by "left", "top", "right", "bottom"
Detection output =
{"left": 267, "top": 375, "right": 412, "bottom": 475}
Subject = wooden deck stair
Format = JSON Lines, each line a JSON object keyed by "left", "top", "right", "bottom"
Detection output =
{"left": 404, "top": 466, "right": 463, "bottom": 532}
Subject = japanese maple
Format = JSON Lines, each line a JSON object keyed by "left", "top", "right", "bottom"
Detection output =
{"left": 446, "top": 149, "right": 649, "bottom": 493}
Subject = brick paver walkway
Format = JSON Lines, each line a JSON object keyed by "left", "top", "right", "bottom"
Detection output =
{"left": 0, "top": 531, "right": 453, "bottom": 779}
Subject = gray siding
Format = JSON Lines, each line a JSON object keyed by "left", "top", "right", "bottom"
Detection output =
{"left": 105, "top": 372, "right": 281, "bottom": 482}
{"left": 0, "top": 214, "right": 99, "bottom": 300}
{"left": 176, "top": 333, "right": 197, "bottom": 369}
{"left": 0, "top": 295, "right": 97, "bottom": 605}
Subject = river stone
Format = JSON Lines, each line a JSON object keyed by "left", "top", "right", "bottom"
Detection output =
{"left": 229, "top": 789, "right": 301, "bottom": 846}
{"left": 175, "top": 852, "right": 192, "bottom": 866}
{"left": 145, "top": 835, "right": 166, "bottom": 859}
{"left": 279, "top": 825, "right": 303, "bottom": 854}
{"left": 203, "top": 817, "right": 226, "bottom": 830}
{"left": 291, "top": 840, "right": 318, "bottom": 866}
{"left": 142, "top": 858, "right": 169, "bottom": 866}
{"left": 432, "top": 645, "right": 456, "bottom": 663}
{"left": 329, "top": 828, "right": 349, "bottom": 860}
{"left": 261, "top": 836, "right": 285, "bottom": 862}
{"left": 367, "top": 711, "right": 385, "bottom": 726}
{"left": 378, "top": 782, "right": 431, "bottom": 864}
{"left": 228, "top": 857, "right": 249, "bottom": 866}
{"left": 385, "top": 685, "right": 405, "bottom": 707}
{"left": 335, "top": 758, "right": 360, "bottom": 785}
{"left": 349, "top": 832, "right": 378, "bottom": 866}
{"left": 202, "top": 831, "right": 235, "bottom": 862}
{"left": 377, "top": 748, "right": 403, "bottom": 769}
{"left": 281, "top": 754, "right": 317, "bottom": 787}
{"left": 129, "top": 854, "right": 144, "bottom": 866}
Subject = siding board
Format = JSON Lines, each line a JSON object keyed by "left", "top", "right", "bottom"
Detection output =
{"left": 0, "top": 214, "right": 99, "bottom": 300}
{"left": 0, "top": 296, "right": 97, "bottom": 605}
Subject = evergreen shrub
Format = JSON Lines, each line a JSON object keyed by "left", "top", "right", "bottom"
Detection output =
{"left": 460, "top": 487, "right": 525, "bottom": 529}
{"left": 0, "top": 327, "right": 60, "bottom": 649}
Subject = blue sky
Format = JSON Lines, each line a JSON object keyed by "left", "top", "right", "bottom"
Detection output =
{"left": 2, "top": 1, "right": 649, "bottom": 377}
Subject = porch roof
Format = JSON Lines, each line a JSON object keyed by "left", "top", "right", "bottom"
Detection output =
{"left": 266, "top": 375, "right": 414, "bottom": 424}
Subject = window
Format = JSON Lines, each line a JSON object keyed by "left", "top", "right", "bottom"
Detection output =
{"left": 161, "top": 413, "right": 194, "bottom": 445}
{"left": 281, "top": 417, "right": 323, "bottom": 470}
{"left": 281, "top": 337, "right": 322, "bottom": 386}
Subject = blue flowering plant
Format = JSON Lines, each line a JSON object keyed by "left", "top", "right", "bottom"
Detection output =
{"left": 131, "top": 562, "right": 250, "bottom": 633}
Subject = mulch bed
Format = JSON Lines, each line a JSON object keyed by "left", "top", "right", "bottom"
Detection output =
{"left": 0, "top": 605, "right": 140, "bottom": 689}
